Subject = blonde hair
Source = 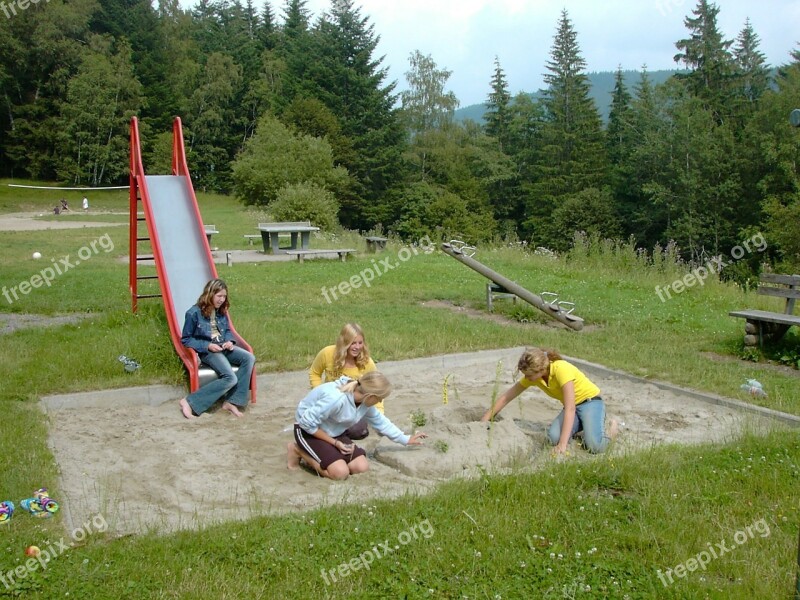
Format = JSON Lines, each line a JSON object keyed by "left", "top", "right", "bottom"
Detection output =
{"left": 517, "top": 347, "right": 562, "bottom": 377}
{"left": 333, "top": 323, "right": 371, "bottom": 372}
{"left": 338, "top": 371, "right": 392, "bottom": 400}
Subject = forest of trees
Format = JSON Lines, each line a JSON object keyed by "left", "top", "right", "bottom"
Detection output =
{"left": 1, "top": 0, "right": 799, "bottom": 271}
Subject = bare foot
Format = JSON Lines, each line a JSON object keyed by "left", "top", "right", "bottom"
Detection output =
{"left": 179, "top": 398, "right": 196, "bottom": 420}
{"left": 287, "top": 442, "right": 301, "bottom": 470}
{"left": 607, "top": 418, "right": 620, "bottom": 439}
{"left": 222, "top": 401, "right": 244, "bottom": 417}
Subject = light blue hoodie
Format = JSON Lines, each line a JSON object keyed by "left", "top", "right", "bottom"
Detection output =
{"left": 295, "top": 377, "right": 410, "bottom": 445}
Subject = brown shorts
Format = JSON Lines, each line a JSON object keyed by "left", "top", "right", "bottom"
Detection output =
{"left": 294, "top": 424, "right": 366, "bottom": 470}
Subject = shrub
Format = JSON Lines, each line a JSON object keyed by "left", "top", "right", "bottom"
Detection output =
{"left": 270, "top": 182, "right": 340, "bottom": 231}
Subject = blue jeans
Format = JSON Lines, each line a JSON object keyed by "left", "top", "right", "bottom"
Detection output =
{"left": 547, "top": 397, "right": 610, "bottom": 454}
{"left": 186, "top": 346, "right": 255, "bottom": 415}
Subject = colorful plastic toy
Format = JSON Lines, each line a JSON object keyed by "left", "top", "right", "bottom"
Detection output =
{"left": 20, "top": 488, "right": 59, "bottom": 518}
{"left": 0, "top": 501, "right": 14, "bottom": 522}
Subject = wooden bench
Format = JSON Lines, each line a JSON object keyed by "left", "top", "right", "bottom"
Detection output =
{"left": 365, "top": 236, "right": 388, "bottom": 253}
{"left": 729, "top": 273, "right": 800, "bottom": 346}
{"left": 285, "top": 249, "right": 356, "bottom": 263}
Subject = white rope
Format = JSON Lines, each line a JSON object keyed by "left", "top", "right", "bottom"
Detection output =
{"left": 7, "top": 184, "right": 130, "bottom": 190}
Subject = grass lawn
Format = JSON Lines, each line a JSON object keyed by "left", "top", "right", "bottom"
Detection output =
{"left": 0, "top": 179, "right": 798, "bottom": 598}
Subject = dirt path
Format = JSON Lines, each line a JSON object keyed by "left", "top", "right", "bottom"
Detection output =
{"left": 0, "top": 211, "right": 125, "bottom": 231}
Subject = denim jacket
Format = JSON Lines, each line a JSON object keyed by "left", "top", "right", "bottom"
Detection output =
{"left": 181, "top": 305, "right": 235, "bottom": 354}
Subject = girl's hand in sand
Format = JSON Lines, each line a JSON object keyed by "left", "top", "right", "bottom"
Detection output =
{"left": 408, "top": 432, "right": 428, "bottom": 446}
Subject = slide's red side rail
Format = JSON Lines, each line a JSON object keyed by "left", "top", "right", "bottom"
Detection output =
{"left": 170, "top": 118, "right": 257, "bottom": 401}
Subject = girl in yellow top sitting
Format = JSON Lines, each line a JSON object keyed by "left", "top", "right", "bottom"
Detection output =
{"left": 481, "top": 347, "right": 618, "bottom": 454}
{"left": 309, "top": 323, "right": 381, "bottom": 439}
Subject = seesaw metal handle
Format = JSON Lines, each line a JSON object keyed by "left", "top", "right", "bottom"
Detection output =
{"left": 449, "top": 239, "right": 477, "bottom": 257}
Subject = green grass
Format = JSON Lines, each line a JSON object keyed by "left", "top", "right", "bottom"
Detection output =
{"left": 0, "top": 181, "right": 798, "bottom": 598}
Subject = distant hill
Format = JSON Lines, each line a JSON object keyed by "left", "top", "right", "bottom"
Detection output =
{"left": 455, "top": 69, "right": 682, "bottom": 124}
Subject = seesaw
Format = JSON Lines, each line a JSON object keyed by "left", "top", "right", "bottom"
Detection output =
{"left": 441, "top": 241, "right": 584, "bottom": 331}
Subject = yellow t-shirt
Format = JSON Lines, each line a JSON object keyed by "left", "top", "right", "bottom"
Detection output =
{"left": 520, "top": 360, "right": 600, "bottom": 405}
{"left": 309, "top": 345, "right": 383, "bottom": 413}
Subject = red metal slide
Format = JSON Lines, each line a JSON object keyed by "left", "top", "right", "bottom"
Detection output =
{"left": 129, "top": 117, "right": 256, "bottom": 402}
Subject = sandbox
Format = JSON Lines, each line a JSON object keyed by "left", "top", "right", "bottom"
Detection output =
{"left": 42, "top": 347, "right": 787, "bottom": 536}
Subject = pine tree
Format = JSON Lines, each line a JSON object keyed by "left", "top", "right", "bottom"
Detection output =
{"left": 275, "top": 0, "right": 314, "bottom": 111}
{"left": 304, "top": 0, "right": 406, "bottom": 229}
{"left": 730, "top": 19, "right": 771, "bottom": 226}
{"left": 258, "top": 1, "right": 278, "bottom": 50}
{"left": 606, "top": 67, "right": 637, "bottom": 238}
{"left": 673, "top": 0, "right": 735, "bottom": 123}
{"left": 484, "top": 57, "right": 512, "bottom": 152}
{"left": 732, "top": 18, "right": 770, "bottom": 107}
{"left": 607, "top": 67, "right": 633, "bottom": 165}
{"left": 622, "top": 68, "right": 671, "bottom": 247}
{"left": 526, "top": 9, "right": 608, "bottom": 249}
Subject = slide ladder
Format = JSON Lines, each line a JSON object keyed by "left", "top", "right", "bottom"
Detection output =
{"left": 441, "top": 241, "right": 584, "bottom": 331}
{"left": 129, "top": 117, "right": 256, "bottom": 400}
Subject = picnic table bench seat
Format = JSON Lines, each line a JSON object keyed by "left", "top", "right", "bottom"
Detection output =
{"left": 729, "top": 273, "right": 800, "bottom": 346}
{"left": 285, "top": 249, "right": 356, "bottom": 263}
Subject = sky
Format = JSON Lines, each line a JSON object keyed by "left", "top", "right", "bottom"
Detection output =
{"left": 291, "top": 0, "right": 800, "bottom": 107}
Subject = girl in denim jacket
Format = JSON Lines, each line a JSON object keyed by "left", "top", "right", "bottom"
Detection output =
{"left": 179, "top": 279, "right": 255, "bottom": 418}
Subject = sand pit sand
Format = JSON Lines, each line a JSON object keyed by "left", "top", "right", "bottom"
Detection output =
{"left": 42, "top": 347, "right": 779, "bottom": 536}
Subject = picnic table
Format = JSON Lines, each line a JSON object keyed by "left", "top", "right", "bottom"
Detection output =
{"left": 204, "top": 225, "right": 219, "bottom": 247}
{"left": 257, "top": 221, "right": 320, "bottom": 254}
{"left": 365, "top": 236, "right": 388, "bottom": 253}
